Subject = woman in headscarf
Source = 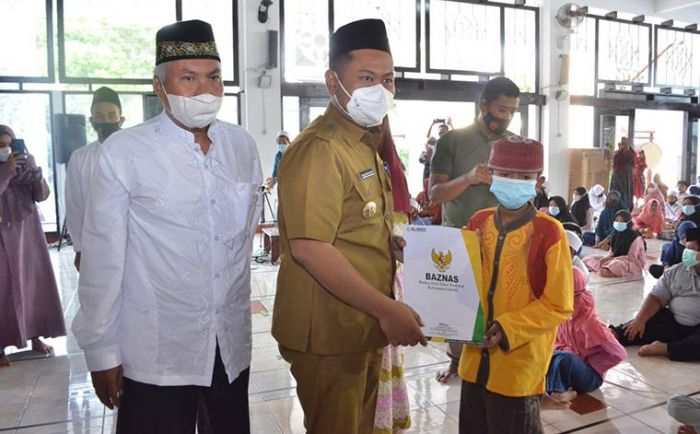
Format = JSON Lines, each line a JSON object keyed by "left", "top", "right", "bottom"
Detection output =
{"left": 374, "top": 118, "right": 411, "bottom": 434}
{"left": 665, "top": 190, "right": 683, "bottom": 223}
{"left": 589, "top": 184, "right": 607, "bottom": 217}
{"left": 594, "top": 190, "right": 627, "bottom": 247}
{"left": 0, "top": 125, "right": 65, "bottom": 367}
{"left": 571, "top": 186, "right": 594, "bottom": 232}
{"left": 549, "top": 196, "right": 582, "bottom": 237}
{"left": 649, "top": 221, "right": 697, "bottom": 279}
{"left": 643, "top": 180, "right": 666, "bottom": 209}
{"left": 546, "top": 267, "right": 627, "bottom": 395}
{"left": 633, "top": 199, "right": 665, "bottom": 238}
{"left": 566, "top": 229, "right": 590, "bottom": 283}
{"left": 680, "top": 195, "right": 700, "bottom": 227}
{"left": 610, "top": 137, "right": 635, "bottom": 209}
{"left": 632, "top": 148, "right": 647, "bottom": 201}
{"left": 584, "top": 210, "right": 646, "bottom": 278}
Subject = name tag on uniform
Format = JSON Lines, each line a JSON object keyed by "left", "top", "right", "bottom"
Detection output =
{"left": 358, "top": 169, "right": 375, "bottom": 181}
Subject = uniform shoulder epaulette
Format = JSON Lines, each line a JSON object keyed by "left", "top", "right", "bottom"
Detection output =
{"left": 316, "top": 121, "right": 339, "bottom": 142}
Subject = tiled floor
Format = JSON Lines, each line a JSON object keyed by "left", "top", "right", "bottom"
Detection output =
{"left": 1, "top": 238, "right": 699, "bottom": 433}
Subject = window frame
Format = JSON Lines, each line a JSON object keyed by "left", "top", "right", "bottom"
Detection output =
{"left": 279, "top": 0, "right": 423, "bottom": 83}
{"left": 653, "top": 25, "right": 700, "bottom": 90}
{"left": 0, "top": 0, "right": 55, "bottom": 84}
{"left": 424, "top": 0, "right": 540, "bottom": 92}
{"left": 56, "top": 0, "right": 240, "bottom": 86}
{"left": 593, "top": 15, "right": 653, "bottom": 87}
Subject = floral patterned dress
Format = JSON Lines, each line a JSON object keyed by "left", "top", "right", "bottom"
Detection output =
{"left": 374, "top": 218, "right": 411, "bottom": 434}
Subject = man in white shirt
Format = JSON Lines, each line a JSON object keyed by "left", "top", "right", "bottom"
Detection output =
{"left": 72, "top": 20, "right": 262, "bottom": 434}
{"left": 65, "top": 86, "right": 124, "bottom": 271}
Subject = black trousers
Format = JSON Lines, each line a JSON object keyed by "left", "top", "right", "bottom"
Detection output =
{"left": 116, "top": 347, "right": 250, "bottom": 434}
{"left": 611, "top": 308, "right": 700, "bottom": 362}
{"left": 459, "top": 381, "right": 543, "bottom": 434}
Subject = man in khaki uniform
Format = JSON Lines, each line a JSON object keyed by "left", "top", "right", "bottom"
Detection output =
{"left": 272, "top": 19, "right": 426, "bottom": 434}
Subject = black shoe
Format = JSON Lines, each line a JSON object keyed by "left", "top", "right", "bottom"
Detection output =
{"left": 649, "top": 264, "right": 664, "bottom": 279}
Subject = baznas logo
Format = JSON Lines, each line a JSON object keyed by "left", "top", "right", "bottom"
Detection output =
{"left": 431, "top": 249, "right": 452, "bottom": 272}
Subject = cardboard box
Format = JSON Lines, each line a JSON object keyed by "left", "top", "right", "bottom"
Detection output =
{"left": 568, "top": 148, "right": 612, "bottom": 197}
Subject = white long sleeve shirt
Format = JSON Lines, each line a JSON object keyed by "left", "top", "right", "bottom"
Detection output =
{"left": 72, "top": 113, "right": 262, "bottom": 386}
{"left": 65, "top": 140, "right": 102, "bottom": 252}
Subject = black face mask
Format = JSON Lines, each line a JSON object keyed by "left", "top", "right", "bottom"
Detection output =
{"left": 94, "top": 122, "right": 121, "bottom": 141}
{"left": 482, "top": 111, "right": 510, "bottom": 135}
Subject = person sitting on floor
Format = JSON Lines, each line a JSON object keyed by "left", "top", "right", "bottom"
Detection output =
{"left": 546, "top": 267, "right": 627, "bottom": 397}
{"left": 594, "top": 190, "right": 627, "bottom": 248}
{"left": 566, "top": 229, "right": 590, "bottom": 283}
{"left": 533, "top": 175, "right": 549, "bottom": 210}
{"left": 584, "top": 210, "right": 646, "bottom": 278}
{"left": 649, "top": 221, "right": 697, "bottom": 279}
{"left": 571, "top": 186, "right": 594, "bottom": 233}
{"left": 680, "top": 195, "right": 700, "bottom": 227}
{"left": 666, "top": 190, "right": 683, "bottom": 223}
{"left": 668, "top": 394, "right": 700, "bottom": 434}
{"left": 589, "top": 184, "right": 606, "bottom": 218}
{"left": 549, "top": 196, "right": 582, "bottom": 237}
{"left": 633, "top": 199, "right": 665, "bottom": 238}
{"left": 610, "top": 227, "right": 700, "bottom": 361}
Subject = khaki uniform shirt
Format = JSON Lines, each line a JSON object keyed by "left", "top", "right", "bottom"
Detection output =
{"left": 272, "top": 104, "right": 395, "bottom": 355}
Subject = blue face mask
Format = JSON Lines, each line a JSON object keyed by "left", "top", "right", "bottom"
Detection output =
{"left": 683, "top": 248, "right": 699, "bottom": 267}
{"left": 278, "top": 144, "right": 287, "bottom": 153}
{"left": 490, "top": 176, "right": 536, "bottom": 210}
{"left": 613, "top": 221, "right": 628, "bottom": 232}
{"left": 549, "top": 206, "right": 560, "bottom": 217}
{"left": 684, "top": 205, "right": 696, "bottom": 216}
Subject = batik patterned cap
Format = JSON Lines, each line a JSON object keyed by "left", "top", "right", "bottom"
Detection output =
{"left": 155, "top": 20, "right": 220, "bottom": 65}
{"left": 488, "top": 135, "right": 544, "bottom": 173}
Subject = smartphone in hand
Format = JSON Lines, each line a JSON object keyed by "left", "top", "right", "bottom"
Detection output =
{"left": 10, "top": 139, "right": 28, "bottom": 169}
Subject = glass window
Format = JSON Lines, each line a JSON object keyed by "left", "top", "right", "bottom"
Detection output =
{"left": 390, "top": 100, "right": 475, "bottom": 195}
{"left": 0, "top": 2, "right": 49, "bottom": 77}
{"left": 428, "top": 1, "right": 501, "bottom": 73}
{"left": 334, "top": 0, "right": 418, "bottom": 69}
{"left": 0, "top": 93, "right": 56, "bottom": 231}
{"left": 635, "top": 109, "right": 685, "bottom": 185}
{"left": 282, "top": 96, "right": 301, "bottom": 138}
{"left": 655, "top": 28, "right": 700, "bottom": 88}
{"left": 62, "top": 0, "right": 176, "bottom": 80}
{"left": 283, "top": 0, "right": 329, "bottom": 83}
{"left": 569, "top": 17, "right": 596, "bottom": 96}
{"left": 528, "top": 105, "right": 539, "bottom": 140}
{"left": 568, "top": 105, "right": 594, "bottom": 148}
{"left": 219, "top": 96, "right": 240, "bottom": 125}
{"left": 504, "top": 8, "right": 537, "bottom": 92}
{"left": 64, "top": 93, "right": 146, "bottom": 144}
{"left": 182, "top": 0, "right": 237, "bottom": 83}
{"left": 597, "top": 20, "right": 651, "bottom": 83}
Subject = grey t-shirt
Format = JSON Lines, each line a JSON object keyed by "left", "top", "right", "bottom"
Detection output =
{"left": 430, "top": 123, "right": 509, "bottom": 228}
{"left": 651, "top": 264, "right": 700, "bottom": 326}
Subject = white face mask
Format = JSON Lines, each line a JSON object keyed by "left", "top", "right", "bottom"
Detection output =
{"left": 333, "top": 72, "right": 393, "bottom": 128}
{"left": 0, "top": 147, "right": 11, "bottom": 162}
{"left": 165, "top": 90, "right": 222, "bottom": 129}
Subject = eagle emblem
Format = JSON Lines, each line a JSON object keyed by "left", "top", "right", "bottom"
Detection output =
{"left": 431, "top": 249, "right": 453, "bottom": 272}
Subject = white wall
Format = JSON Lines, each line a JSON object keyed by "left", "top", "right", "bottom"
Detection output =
{"left": 238, "top": 0, "right": 282, "bottom": 181}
